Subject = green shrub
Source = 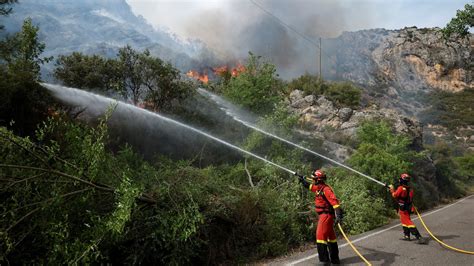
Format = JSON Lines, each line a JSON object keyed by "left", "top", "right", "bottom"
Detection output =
{"left": 287, "top": 74, "right": 361, "bottom": 108}
{"left": 222, "top": 53, "right": 283, "bottom": 114}
{"left": 325, "top": 82, "right": 361, "bottom": 109}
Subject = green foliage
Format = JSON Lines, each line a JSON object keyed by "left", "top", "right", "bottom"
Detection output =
{"left": 287, "top": 73, "right": 327, "bottom": 95}
{"left": 327, "top": 169, "right": 389, "bottom": 234}
{"left": 0, "top": 109, "right": 313, "bottom": 264}
{"left": 0, "top": 18, "right": 53, "bottom": 135}
{"left": 325, "top": 82, "right": 361, "bottom": 109}
{"left": 442, "top": 4, "right": 474, "bottom": 39}
{"left": 0, "top": 110, "right": 153, "bottom": 263}
{"left": 427, "top": 142, "right": 467, "bottom": 197}
{"left": 54, "top": 52, "right": 121, "bottom": 92}
{"left": 420, "top": 88, "right": 474, "bottom": 130}
{"left": 323, "top": 121, "right": 417, "bottom": 234}
{"left": 349, "top": 121, "right": 413, "bottom": 185}
{"left": 287, "top": 74, "right": 361, "bottom": 108}
{"left": 54, "top": 45, "right": 194, "bottom": 110}
{"left": 0, "top": 0, "right": 17, "bottom": 30}
{"left": 454, "top": 152, "right": 474, "bottom": 180}
{"left": 222, "top": 52, "right": 283, "bottom": 114}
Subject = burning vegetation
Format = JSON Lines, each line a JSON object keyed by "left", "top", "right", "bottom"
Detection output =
{"left": 186, "top": 70, "right": 209, "bottom": 84}
{"left": 186, "top": 63, "right": 246, "bottom": 84}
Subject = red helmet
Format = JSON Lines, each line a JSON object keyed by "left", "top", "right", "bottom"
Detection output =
{"left": 312, "top": 169, "right": 326, "bottom": 180}
{"left": 400, "top": 173, "right": 410, "bottom": 181}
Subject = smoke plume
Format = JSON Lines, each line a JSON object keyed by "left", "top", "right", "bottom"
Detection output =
{"left": 183, "top": 0, "right": 376, "bottom": 79}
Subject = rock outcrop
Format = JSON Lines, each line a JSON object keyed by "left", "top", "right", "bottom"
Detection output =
{"left": 289, "top": 90, "right": 423, "bottom": 151}
{"left": 288, "top": 89, "right": 439, "bottom": 192}
{"left": 324, "top": 27, "right": 473, "bottom": 116}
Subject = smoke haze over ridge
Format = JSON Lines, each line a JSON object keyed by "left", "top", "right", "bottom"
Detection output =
{"left": 127, "top": 0, "right": 468, "bottom": 78}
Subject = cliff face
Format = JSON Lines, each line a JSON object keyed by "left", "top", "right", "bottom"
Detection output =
{"left": 288, "top": 90, "right": 438, "bottom": 187}
{"left": 324, "top": 27, "right": 473, "bottom": 116}
{"left": 289, "top": 90, "right": 423, "bottom": 149}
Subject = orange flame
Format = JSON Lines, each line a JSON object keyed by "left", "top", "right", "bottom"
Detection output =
{"left": 231, "top": 63, "right": 245, "bottom": 77}
{"left": 213, "top": 63, "right": 246, "bottom": 78}
{"left": 186, "top": 70, "right": 209, "bottom": 84}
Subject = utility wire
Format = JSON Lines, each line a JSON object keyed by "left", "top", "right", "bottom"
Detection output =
{"left": 248, "top": 0, "right": 335, "bottom": 61}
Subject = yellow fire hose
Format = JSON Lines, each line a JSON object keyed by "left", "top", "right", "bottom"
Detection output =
{"left": 337, "top": 223, "right": 372, "bottom": 265}
{"left": 414, "top": 206, "right": 474, "bottom": 255}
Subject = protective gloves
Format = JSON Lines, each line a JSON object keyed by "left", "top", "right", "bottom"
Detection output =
{"left": 388, "top": 184, "right": 394, "bottom": 192}
{"left": 295, "top": 172, "right": 310, "bottom": 188}
{"left": 334, "top": 208, "right": 344, "bottom": 224}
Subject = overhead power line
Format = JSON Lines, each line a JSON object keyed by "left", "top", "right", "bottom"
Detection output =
{"left": 248, "top": 0, "right": 336, "bottom": 76}
{"left": 249, "top": 0, "right": 321, "bottom": 48}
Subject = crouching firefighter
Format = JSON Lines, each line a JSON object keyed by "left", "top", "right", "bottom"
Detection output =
{"left": 297, "top": 169, "right": 343, "bottom": 265}
{"left": 388, "top": 173, "right": 426, "bottom": 244}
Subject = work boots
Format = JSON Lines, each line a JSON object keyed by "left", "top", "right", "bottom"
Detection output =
{"left": 401, "top": 227, "right": 411, "bottom": 241}
{"left": 328, "top": 242, "right": 340, "bottom": 264}
{"left": 316, "top": 243, "right": 330, "bottom": 265}
{"left": 410, "top": 228, "right": 427, "bottom": 244}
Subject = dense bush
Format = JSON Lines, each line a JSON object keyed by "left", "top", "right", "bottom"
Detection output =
{"left": 419, "top": 89, "right": 474, "bottom": 129}
{"left": 0, "top": 18, "right": 53, "bottom": 135}
{"left": 221, "top": 52, "right": 284, "bottom": 114}
{"left": 54, "top": 46, "right": 194, "bottom": 111}
{"left": 0, "top": 109, "right": 313, "bottom": 264}
{"left": 287, "top": 74, "right": 361, "bottom": 108}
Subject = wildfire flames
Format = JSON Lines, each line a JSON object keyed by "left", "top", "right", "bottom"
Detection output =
{"left": 186, "top": 70, "right": 209, "bottom": 84}
{"left": 213, "top": 63, "right": 246, "bottom": 77}
{"left": 186, "top": 63, "right": 246, "bottom": 84}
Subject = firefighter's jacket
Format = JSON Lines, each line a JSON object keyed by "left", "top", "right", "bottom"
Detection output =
{"left": 309, "top": 183, "right": 340, "bottom": 214}
{"left": 391, "top": 185, "right": 414, "bottom": 212}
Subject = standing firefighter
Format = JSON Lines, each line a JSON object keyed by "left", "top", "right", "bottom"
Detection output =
{"left": 298, "top": 169, "right": 343, "bottom": 265}
{"left": 389, "top": 173, "right": 426, "bottom": 244}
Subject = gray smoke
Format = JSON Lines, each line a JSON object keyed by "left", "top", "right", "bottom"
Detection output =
{"left": 184, "top": 0, "right": 376, "bottom": 79}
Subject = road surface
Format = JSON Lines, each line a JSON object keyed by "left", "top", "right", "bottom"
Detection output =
{"left": 270, "top": 195, "right": 474, "bottom": 265}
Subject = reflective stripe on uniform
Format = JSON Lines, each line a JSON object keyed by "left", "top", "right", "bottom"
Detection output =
{"left": 317, "top": 239, "right": 328, "bottom": 244}
{"left": 402, "top": 224, "right": 416, "bottom": 228}
{"left": 328, "top": 239, "right": 337, "bottom": 243}
{"left": 333, "top": 204, "right": 340, "bottom": 209}
{"left": 309, "top": 184, "right": 313, "bottom": 191}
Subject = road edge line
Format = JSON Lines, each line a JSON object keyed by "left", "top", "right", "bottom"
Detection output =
{"left": 287, "top": 194, "right": 474, "bottom": 265}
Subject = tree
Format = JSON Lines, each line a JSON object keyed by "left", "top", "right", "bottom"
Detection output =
{"left": 349, "top": 121, "right": 413, "bottom": 186}
{"left": 0, "top": 0, "right": 17, "bottom": 30}
{"left": 442, "top": 4, "right": 474, "bottom": 39}
{"left": 0, "top": 18, "right": 52, "bottom": 135}
{"left": 223, "top": 52, "right": 283, "bottom": 114}
{"left": 54, "top": 46, "right": 194, "bottom": 110}
{"left": 54, "top": 52, "right": 122, "bottom": 91}
{"left": 138, "top": 50, "right": 193, "bottom": 110}
{"left": 118, "top": 45, "right": 143, "bottom": 105}
{"left": 2, "top": 18, "right": 52, "bottom": 81}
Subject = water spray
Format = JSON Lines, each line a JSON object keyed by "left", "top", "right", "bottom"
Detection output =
{"left": 42, "top": 83, "right": 297, "bottom": 176}
{"left": 197, "top": 88, "right": 387, "bottom": 187}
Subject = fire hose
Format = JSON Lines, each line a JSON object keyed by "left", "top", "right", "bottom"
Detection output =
{"left": 337, "top": 223, "right": 372, "bottom": 266}
{"left": 414, "top": 206, "right": 474, "bottom": 255}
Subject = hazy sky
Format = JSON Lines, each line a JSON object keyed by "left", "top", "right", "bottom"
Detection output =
{"left": 126, "top": 0, "right": 469, "bottom": 39}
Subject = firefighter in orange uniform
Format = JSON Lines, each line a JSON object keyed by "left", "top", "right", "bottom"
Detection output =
{"left": 298, "top": 169, "right": 343, "bottom": 265}
{"left": 389, "top": 173, "right": 426, "bottom": 244}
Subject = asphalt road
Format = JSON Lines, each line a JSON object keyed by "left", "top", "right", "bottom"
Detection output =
{"left": 270, "top": 195, "right": 474, "bottom": 266}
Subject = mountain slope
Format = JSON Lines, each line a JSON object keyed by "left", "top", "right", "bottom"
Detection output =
{"left": 2, "top": 0, "right": 215, "bottom": 76}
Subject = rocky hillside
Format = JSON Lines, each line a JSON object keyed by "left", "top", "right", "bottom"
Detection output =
{"left": 2, "top": 0, "right": 218, "bottom": 78}
{"left": 288, "top": 90, "right": 424, "bottom": 159}
{"left": 324, "top": 27, "right": 472, "bottom": 114}
{"left": 322, "top": 27, "right": 473, "bottom": 150}
{"left": 287, "top": 89, "right": 438, "bottom": 189}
